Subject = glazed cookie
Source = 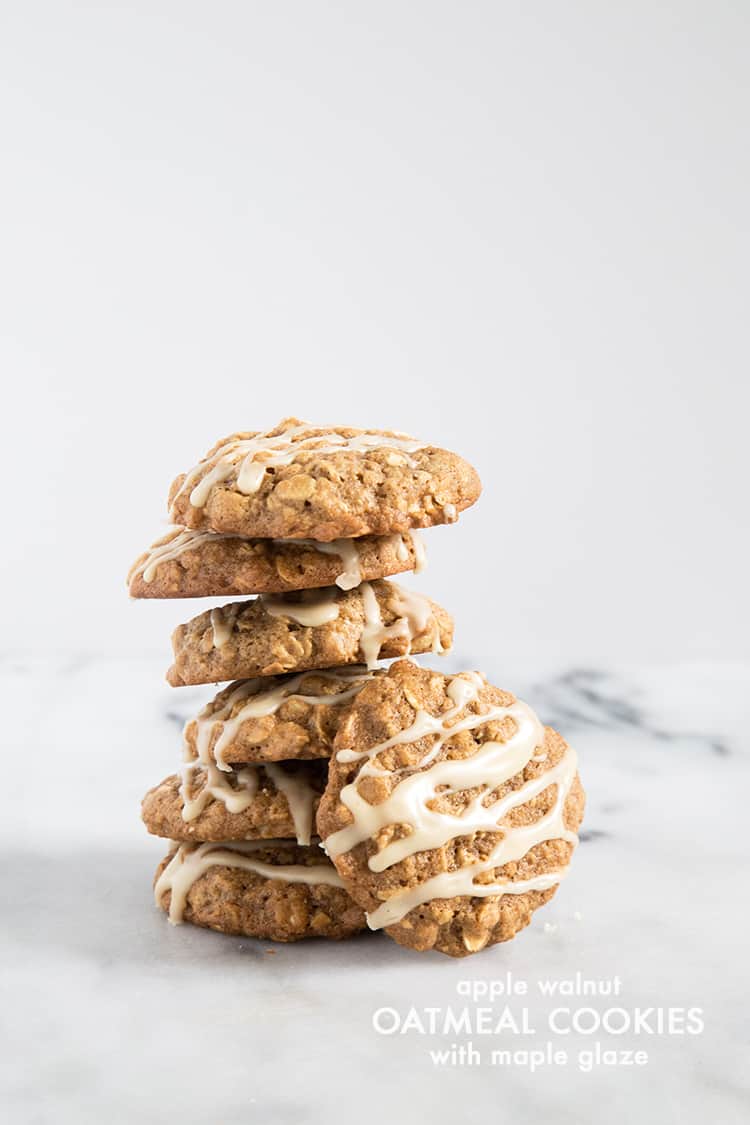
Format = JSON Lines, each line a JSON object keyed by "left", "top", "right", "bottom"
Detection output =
{"left": 183, "top": 668, "right": 378, "bottom": 766}
{"left": 142, "top": 759, "right": 327, "bottom": 844}
{"left": 166, "top": 580, "right": 452, "bottom": 687}
{"left": 167, "top": 418, "right": 481, "bottom": 540}
{"left": 128, "top": 527, "right": 426, "bottom": 599}
{"left": 317, "top": 660, "right": 585, "bottom": 958}
{"left": 154, "top": 840, "right": 367, "bottom": 942}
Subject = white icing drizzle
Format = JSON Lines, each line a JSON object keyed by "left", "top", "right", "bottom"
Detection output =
{"left": 260, "top": 587, "right": 341, "bottom": 626}
{"left": 209, "top": 602, "right": 243, "bottom": 647}
{"left": 170, "top": 420, "right": 425, "bottom": 513}
{"left": 359, "top": 582, "right": 400, "bottom": 668}
{"left": 263, "top": 763, "right": 317, "bottom": 846}
{"left": 393, "top": 584, "right": 442, "bottom": 652}
{"left": 178, "top": 760, "right": 318, "bottom": 845}
{"left": 272, "top": 533, "right": 426, "bottom": 590}
{"left": 310, "top": 539, "right": 362, "bottom": 590}
{"left": 333, "top": 674, "right": 493, "bottom": 769}
{"left": 358, "top": 581, "right": 442, "bottom": 670}
{"left": 189, "top": 458, "right": 236, "bottom": 507}
{"left": 186, "top": 668, "right": 374, "bottom": 770}
{"left": 391, "top": 530, "right": 427, "bottom": 574}
{"left": 129, "top": 527, "right": 237, "bottom": 584}
{"left": 273, "top": 537, "right": 363, "bottom": 591}
{"left": 180, "top": 760, "right": 259, "bottom": 820}
{"left": 155, "top": 840, "right": 345, "bottom": 925}
{"left": 325, "top": 672, "right": 579, "bottom": 930}
{"left": 368, "top": 868, "right": 568, "bottom": 931}
{"left": 408, "top": 530, "right": 427, "bottom": 573}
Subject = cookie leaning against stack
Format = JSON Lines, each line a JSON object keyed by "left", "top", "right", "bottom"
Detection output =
{"left": 129, "top": 418, "right": 585, "bottom": 956}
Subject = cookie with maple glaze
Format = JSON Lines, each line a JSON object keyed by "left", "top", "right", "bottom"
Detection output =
{"left": 181, "top": 668, "right": 379, "bottom": 766}
{"left": 166, "top": 580, "right": 452, "bottom": 686}
{"left": 128, "top": 527, "right": 427, "bottom": 598}
{"left": 154, "top": 840, "right": 367, "bottom": 942}
{"left": 142, "top": 759, "right": 327, "bottom": 844}
{"left": 317, "top": 660, "right": 585, "bottom": 958}
{"left": 167, "top": 418, "right": 481, "bottom": 540}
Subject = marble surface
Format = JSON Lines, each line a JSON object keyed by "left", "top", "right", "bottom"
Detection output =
{"left": 2, "top": 654, "right": 749, "bottom": 1124}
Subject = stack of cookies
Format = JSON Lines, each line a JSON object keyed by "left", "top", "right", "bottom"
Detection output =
{"left": 129, "top": 419, "right": 585, "bottom": 958}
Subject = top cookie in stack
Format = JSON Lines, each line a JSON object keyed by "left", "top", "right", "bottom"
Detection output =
{"left": 166, "top": 417, "right": 480, "bottom": 540}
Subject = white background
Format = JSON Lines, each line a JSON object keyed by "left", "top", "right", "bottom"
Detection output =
{"left": 1, "top": 1, "right": 747, "bottom": 668}
{"left": 2, "top": 11, "right": 749, "bottom": 1125}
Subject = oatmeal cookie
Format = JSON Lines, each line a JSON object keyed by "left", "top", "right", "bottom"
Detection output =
{"left": 128, "top": 527, "right": 426, "bottom": 598}
{"left": 182, "top": 668, "right": 378, "bottom": 766}
{"left": 154, "top": 840, "right": 367, "bottom": 942}
{"left": 166, "top": 580, "right": 452, "bottom": 687}
{"left": 167, "top": 418, "right": 481, "bottom": 540}
{"left": 317, "top": 660, "right": 585, "bottom": 958}
{"left": 142, "top": 759, "right": 327, "bottom": 844}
